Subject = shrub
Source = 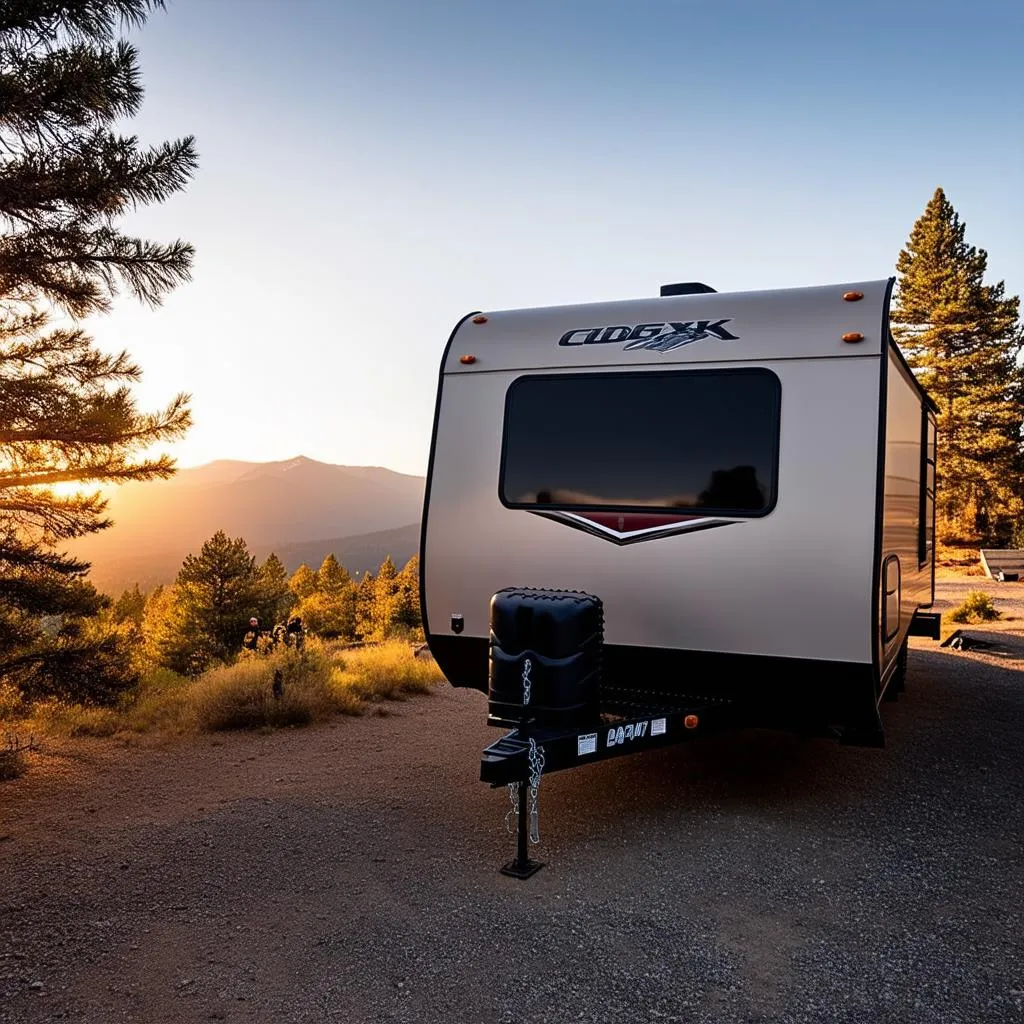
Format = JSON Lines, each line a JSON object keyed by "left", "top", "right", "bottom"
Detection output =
{"left": 0, "top": 748, "right": 26, "bottom": 781}
{"left": 0, "top": 682, "right": 26, "bottom": 722}
{"left": 0, "top": 733, "right": 33, "bottom": 782}
{"left": 330, "top": 642, "right": 442, "bottom": 705}
{"left": 12, "top": 639, "right": 443, "bottom": 747}
{"left": 948, "top": 590, "right": 1001, "bottom": 624}
{"left": 28, "top": 701, "right": 120, "bottom": 737}
{"left": 190, "top": 640, "right": 338, "bottom": 732}
{"left": 122, "top": 667, "right": 195, "bottom": 735}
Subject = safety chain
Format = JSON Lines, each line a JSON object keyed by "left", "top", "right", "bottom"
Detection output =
{"left": 521, "top": 657, "right": 532, "bottom": 705}
{"left": 527, "top": 737, "right": 545, "bottom": 844}
{"left": 504, "top": 737, "right": 545, "bottom": 844}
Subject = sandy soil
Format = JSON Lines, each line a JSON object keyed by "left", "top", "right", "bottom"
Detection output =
{"left": 1, "top": 577, "right": 1022, "bottom": 1024}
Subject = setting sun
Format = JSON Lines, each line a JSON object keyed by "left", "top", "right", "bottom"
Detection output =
{"left": 48, "top": 481, "right": 104, "bottom": 498}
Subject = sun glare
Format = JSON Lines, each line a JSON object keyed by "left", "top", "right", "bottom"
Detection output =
{"left": 49, "top": 482, "right": 100, "bottom": 498}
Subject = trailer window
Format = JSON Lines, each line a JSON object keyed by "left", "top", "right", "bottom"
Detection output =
{"left": 500, "top": 368, "right": 780, "bottom": 516}
{"left": 918, "top": 411, "right": 936, "bottom": 566}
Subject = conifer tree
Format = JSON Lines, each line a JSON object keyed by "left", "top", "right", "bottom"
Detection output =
{"left": 392, "top": 555, "right": 421, "bottom": 634}
{"left": 298, "top": 553, "right": 355, "bottom": 638}
{"left": 111, "top": 583, "right": 146, "bottom": 625}
{"left": 0, "top": 0, "right": 197, "bottom": 699}
{"left": 891, "top": 187, "right": 1024, "bottom": 545}
{"left": 355, "top": 570, "right": 375, "bottom": 641}
{"left": 153, "top": 532, "right": 260, "bottom": 673}
{"left": 255, "top": 553, "right": 293, "bottom": 625}
{"left": 288, "top": 564, "right": 317, "bottom": 602}
{"left": 368, "top": 556, "right": 399, "bottom": 640}
{"left": 315, "top": 553, "right": 351, "bottom": 596}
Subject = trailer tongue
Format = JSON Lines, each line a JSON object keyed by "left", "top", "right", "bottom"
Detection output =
{"left": 480, "top": 587, "right": 746, "bottom": 878}
{"left": 482, "top": 685, "right": 740, "bottom": 878}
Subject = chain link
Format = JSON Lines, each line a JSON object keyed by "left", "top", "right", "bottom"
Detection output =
{"left": 504, "top": 781, "right": 518, "bottom": 834}
{"left": 503, "top": 737, "right": 546, "bottom": 843}
{"left": 521, "top": 657, "right": 532, "bottom": 705}
{"left": 527, "top": 736, "right": 545, "bottom": 844}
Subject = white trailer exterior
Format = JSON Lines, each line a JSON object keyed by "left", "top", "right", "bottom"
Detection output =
{"left": 420, "top": 277, "right": 939, "bottom": 746}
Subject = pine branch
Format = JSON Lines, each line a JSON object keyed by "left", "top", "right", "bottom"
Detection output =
{"left": 0, "top": 40, "right": 143, "bottom": 141}
{"left": 0, "top": 1, "right": 166, "bottom": 43}
{"left": 0, "top": 132, "right": 199, "bottom": 229}
{"left": 0, "top": 223, "right": 195, "bottom": 315}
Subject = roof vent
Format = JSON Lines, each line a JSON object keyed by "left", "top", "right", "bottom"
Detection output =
{"left": 659, "top": 282, "right": 716, "bottom": 296}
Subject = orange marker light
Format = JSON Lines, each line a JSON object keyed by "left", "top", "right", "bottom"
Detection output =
{"left": 843, "top": 291, "right": 864, "bottom": 302}
{"left": 459, "top": 354, "right": 477, "bottom": 364}
{"left": 842, "top": 332, "right": 864, "bottom": 343}
{"left": 684, "top": 714, "right": 699, "bottom": 729}
{"left": 472, "top": 315, "right": 488, "bottom": 324}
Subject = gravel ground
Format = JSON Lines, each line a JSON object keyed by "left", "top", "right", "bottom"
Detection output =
{"left": 1, "top": 583, "right": 1023, "bottom": 1023}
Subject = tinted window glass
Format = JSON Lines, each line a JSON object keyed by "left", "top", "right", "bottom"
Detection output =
{"left": 500, "top": 369, "right": 780, "bottom": 515}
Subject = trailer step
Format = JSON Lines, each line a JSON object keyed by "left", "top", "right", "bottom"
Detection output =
{"left": 909, "top": 611, "right": 941, "bottom": 639}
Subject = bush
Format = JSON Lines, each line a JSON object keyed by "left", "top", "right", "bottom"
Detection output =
{"left": 0, "top": 733, "right": 30, "bottom": 781}
{"left": 330, "top": 642, "right": 442, "bottom": 706}
{"left": 190, "top": 640, "right": 338, "bottom": 731}
{"left": 12, "top": 639, "right": 443, "bottom": 746}
{"left": 122, "top": 667, "right": 195, "bottom": 735}
{"left": 0, "top": 749, "right": 25, "bottom": 781}
{"left": 28, "top": 701, "right": 120, "bottom": 737}
{"left": 948, "top": 590, "right": 1001, "bottom": 624}
{"left": 0, "top": 682, "right": 26, "bottom": 721}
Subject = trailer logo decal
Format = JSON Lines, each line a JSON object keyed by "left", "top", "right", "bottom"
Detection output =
{"left": 558, "top": 319, "right": 738, "bottom": 352}
{"left": 606, "top": 721, "right": 649, "bottom": 748}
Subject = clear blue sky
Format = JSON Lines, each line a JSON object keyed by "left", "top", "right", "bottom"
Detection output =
{"left": 86, "top": 0, "right": 1024, "bottom": 477}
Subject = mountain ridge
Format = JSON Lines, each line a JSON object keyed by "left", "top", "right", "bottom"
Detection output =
{"left": 68, "top": 455, "right": 426, "bottom": 593}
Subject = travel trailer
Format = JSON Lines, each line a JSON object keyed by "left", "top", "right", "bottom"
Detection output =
{"left": 419, "top": 277, "right": 940, "bottom": 874}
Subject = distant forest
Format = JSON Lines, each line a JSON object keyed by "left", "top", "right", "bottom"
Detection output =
{"left": 111, "top": 531, "right": 421, "bottom": 678}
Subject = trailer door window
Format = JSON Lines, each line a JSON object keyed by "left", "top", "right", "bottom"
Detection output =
{"left": 500, "top": 368, "right": 780, "bottom": 516}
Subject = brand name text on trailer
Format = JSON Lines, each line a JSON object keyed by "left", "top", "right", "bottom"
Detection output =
{"left": 558, "top": 319, "right": 739, "bottom": 352}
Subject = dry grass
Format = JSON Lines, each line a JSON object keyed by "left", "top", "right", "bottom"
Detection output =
{"left": 0, "top": 732, "right": 38, "bottom": 782}
{"left": 936, "top": 544, "right": 987, "bottom": 575}
{"left": 123, "top": 668, "right": 195, "bottom": 735}
{"left": 0, "top": 746, "right": 26, "bottom": 781}
{"left": 29, "top": 702, "right": 120, "bottom": 738}
{"left": 330, "top": 644, "right": 442, "bottom": 708}
{"left": 1, "top": 640, "right": 445, "bottom": 756}
{"left": 190, "top": 645, "right": 338, "bottom": 731}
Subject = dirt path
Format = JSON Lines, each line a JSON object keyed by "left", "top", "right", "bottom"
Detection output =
{"left": 2, "top": 593, "right": 1023, "bottom": 1023}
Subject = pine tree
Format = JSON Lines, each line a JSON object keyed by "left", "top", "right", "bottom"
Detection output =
{"left": 255, "top": 552, "right": 293, "bottom": 626}
{"left": 289, "top": 564, "right": 317, "bottom": 602}
{"left": 153, "top": 532, "right": 261, "bottom": 673}
{"left": 891, "top": 187, "right": 1024, "bottom": 545}
{"left": 355, "top": 570, "right": 375, "bottom": 641}
{"left": 0, "top": 1, "right": 197, "bottom": 699}
{"left": 299, "top": 553, "right": 355, "bottom": 638}
{"left": 111, "top": 583, "right": 145, "bottom": 625}
{"left": 141, "top": 581, "right": 201, "bottom": 675}
{"left": 368, "top": 556, "right": 399, "bottom": 640}
{"left": 392, "top": 555, "right": 421, "bottom": 635}
{"left": 315, "top": 553, "right": 351, "bottom": 595}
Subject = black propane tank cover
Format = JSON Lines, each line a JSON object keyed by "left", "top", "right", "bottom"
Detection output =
{"left": 487, "top": 588, "right": 604, "bottom": 728}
